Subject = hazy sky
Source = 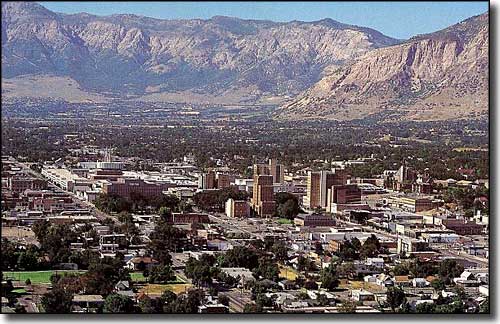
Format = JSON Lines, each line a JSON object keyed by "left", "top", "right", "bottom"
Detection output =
{"left": 39, "top": 1, "right": 488, "bottom": 39}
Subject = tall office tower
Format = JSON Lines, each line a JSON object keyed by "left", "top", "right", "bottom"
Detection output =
{"left": 216, "top": 173, "right": 234, "bottom": 189}
{"left": 251, "top": 163, "right": 275, "bottom": 217}
{"left": 252, "top": 174, "right": 275, "bottom": 217}
{"left": 253, "top": 163, "right": 271, "bottom": 176}
{"left": 268, "top": 158, "right": 284, "bottom": 184}
{"left": 305, "top": 169, "right": 348, "bottom": 209}
{"left": 198, "top": 170, "right": 216, "bottom": 189}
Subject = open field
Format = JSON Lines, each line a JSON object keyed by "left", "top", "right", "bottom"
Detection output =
{"left": 2, "top": 226, "right": 38, "bottom": 245}
{"left": 4, "top": 271, "right": 86, "bottom": 284}
{"left": 339, "top": 280, "right": 387, "bottom": 293}
{"left": 279, "top": 265, "right": 299, "bottom": 281}
{"left": 138, "top": 283, "right": 193, "bottom": 296}
{"left": 130, "top": 273, "right": 185, "bottom": 283}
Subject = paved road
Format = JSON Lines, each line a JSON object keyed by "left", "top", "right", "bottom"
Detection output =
{"left": 439, "top": 249, "right": 488, "bottom": 267}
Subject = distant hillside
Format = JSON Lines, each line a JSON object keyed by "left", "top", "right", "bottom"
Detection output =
{"left": 275, "top": 13, "right": 488, "bottom": 121}
{"left": 1, "top": 2, "right": 398, "bottom": 104}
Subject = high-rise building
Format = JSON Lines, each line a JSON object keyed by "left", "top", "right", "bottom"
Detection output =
{"left": 253, "top": 159, "right": 284, "bottom": 184}
{"left": 251, "top": 164, "right": 275, "bottom": 217}
{"left": 305, "top": 169, "right": 348, "bottom": 209}
{"left": 326, "top": 184, "right": 362, "bottom": 213}
{"left": 253, "top": 163, "right": 270, "bottom": 176}
{"left": 268, "top": 158, "right": 284, "bottom": 184}
{"left": 328, "top": 184, "right": 362, "bottom": 205}
{"left": 198, "top": 170, "right": 216, "bottom": 189}
{"left": 217, "top": 173, "right": 235, "bottom": 189}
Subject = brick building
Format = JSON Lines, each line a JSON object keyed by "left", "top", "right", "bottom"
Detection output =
{"left": 102, "top": 178, "right": 170, "bottom": 199}
{"left": 294, "top": 213, "right": 336, "bottom": 227}
{"left": 225, "top": 198, "right": 250, "bottom": 218}
{"left": 305, "top": 170, "right": 348, "bottom": 209}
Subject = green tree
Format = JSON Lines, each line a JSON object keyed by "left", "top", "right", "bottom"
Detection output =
{"left": 271, "top": 241, "right": 289, "bottom": 262}
{"left": 222, "top": 246, "right": 259, "bottom": 270}
{"left": 438, "top": 260, "right": 464, "bottom": 283}
{"left": 243, "top": 303, "right": 263, "bottom": 313}
{"left": 431, "top": 278, "right": 445, "bottom": 291}
{"left": 103, "top": 293, "right": 135, "bottom": 313}
{"left": 148, "top": 218, "right": 187, "bottom": 262}
{"left": 41, "top": 288, "right": 73, "bottom": 313}
{"left": 149, "top": 264, "right": 175, "bottom": 284}
{"left": 320, "top": 264, "right": 340, "bottom": 291}
{"left": 253, "top": 258, "right": 280, "bottom": 282}
{"left": 81, "top": 256, "right": 129, "bottom": 296}
{"left": 416, "top": 302, "right": 436, "bottom": 313}
{"left": 386, "top": 287, "right": 407, "bottom": 312}
{"left": 275, "top": 193, "right": 300, "bottom": 219}
{"left": 480, "top": 297, "right": 489, "bottom": 313}
{"left": 360, "top": 234, "right": 380, "bottom": 258}
{"left": 185, "top": 257, "right": 217, "bottom": 287}
{"left": 337, "top": 299, "right": 357, "bottom": 313}
{"left": 139, "top": 296, "right": 163, "bottom": 314}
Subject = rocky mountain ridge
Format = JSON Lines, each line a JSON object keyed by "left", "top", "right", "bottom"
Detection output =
{"left": 1, "top": 2, "right": 488, "bottom": 121}
{"left": 275, "top": 13, "right": 488, "bottom": 121}
{"left": 2, "top": 2, "right": 398, "bottom": 104}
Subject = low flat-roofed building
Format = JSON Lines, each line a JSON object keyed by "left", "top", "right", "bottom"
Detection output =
{"left": 42, "top": 167, "right": 88, "bottom": 192}
{"left": 102, "top": 177, "right": 172, "bottom": 200}
{"left": 388, "top": 195, "right": 435, "bottom": 213}
{"left": 167, "top": 212, "right": 210, "bottom": 224}
{"left": 442, "top": 219, "right": 484, "bottom": 235}
{"left": 294, "top": 213, "right": 335, "bottom": 227}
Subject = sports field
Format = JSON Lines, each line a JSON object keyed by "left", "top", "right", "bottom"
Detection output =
{"left": 3, "top": 270, "right": 85, "bottom": 284}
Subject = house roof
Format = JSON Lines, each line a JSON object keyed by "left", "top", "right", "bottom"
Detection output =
{"left": 72, "top": 295, "right": 104, "bottom": 303}
{"left": 128, "top": 256, "right": 158, "bottom": 264}
{"left": 394, "top": 275, "right": 410, "bottom": 282}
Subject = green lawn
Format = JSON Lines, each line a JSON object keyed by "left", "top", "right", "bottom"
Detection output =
{"left": 277, "top": 218, "right": 293, "bottom": 225}
{"left": 130, "top": 272, "right": 147, "bottom": 283}
{"left": 3, "top": 271, "right": 86, "bottom": 284}
{"left": 5, "top": 270, "right": 184, "bottom": 285}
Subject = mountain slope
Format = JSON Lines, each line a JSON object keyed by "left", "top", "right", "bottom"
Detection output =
{"left": 1, "top": 2, "right": 398, "bottom": 103}
{"left": 275, "top": 13, "right": 488, "bottom": 121}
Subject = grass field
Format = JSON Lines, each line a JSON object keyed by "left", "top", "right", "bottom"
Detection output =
{"left": 4, "top": 271, "right": 86, "bottom": 284}
{"left": 130, "top": 272, "right": 147, "bottom": 283}
{"left": 277, "top": 218, "right": 293, "bottom": 225}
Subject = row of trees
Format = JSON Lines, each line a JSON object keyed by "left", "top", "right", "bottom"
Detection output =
{"left": 193, "top": 186, "right": 249, "bottom": 212}
{"left": 335, "top": 235, "right": 386, "bottom": 261}
{"left": 94, "top": 193, "right": 182, "bottom": 214}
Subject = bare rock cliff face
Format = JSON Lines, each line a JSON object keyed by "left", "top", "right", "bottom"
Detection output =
{"left": 1, "top": 2, "right": 398, "bottom": 99}
{"left": 276, "top": 13, "right": 488, "bottom": 121}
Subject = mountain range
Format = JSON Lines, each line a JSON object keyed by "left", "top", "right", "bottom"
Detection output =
{"left": 1, "top": 2, "right": 488, "bottom": 121}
